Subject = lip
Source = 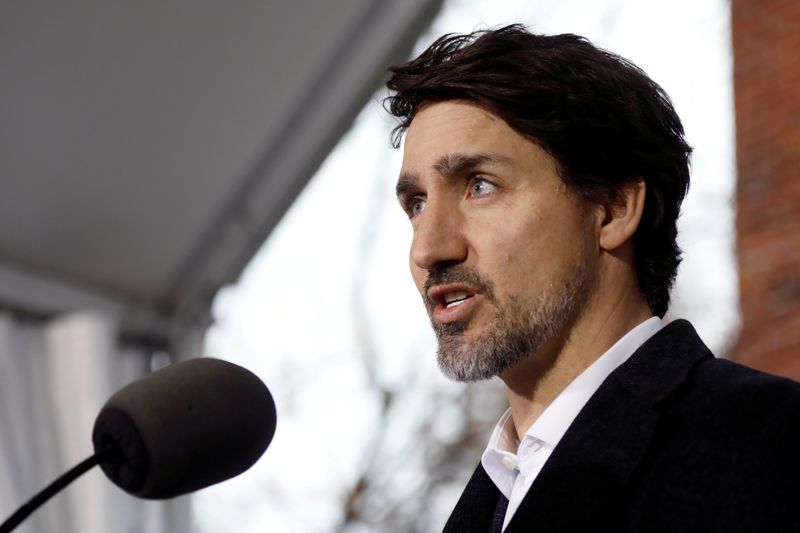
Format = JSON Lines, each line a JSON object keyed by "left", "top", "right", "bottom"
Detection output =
{"left": 427, "top": 284, "right": 482, "bottom": 324}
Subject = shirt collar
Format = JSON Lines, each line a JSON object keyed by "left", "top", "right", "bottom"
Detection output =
{"left": 530, "top": 316, "right": 663, "bottom": 447}
{"left": 481, "top": 317, "right": 662, "bottom": 493}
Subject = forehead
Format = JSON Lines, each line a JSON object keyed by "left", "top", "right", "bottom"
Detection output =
{"left": 408, "top": 100, "right": 503, "bottom": 139}
{"left": 400, "top": 100, "right": 553, "bottom": 176}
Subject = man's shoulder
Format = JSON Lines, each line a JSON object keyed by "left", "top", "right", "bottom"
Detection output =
{"left": 623, "top": 318, "right": 800, "bottom": 434}
{"left": 692, "top": 355, "right": 800, "bottom": 399}
{"left": 636, "top": 318, "right": 800, "bottom": 396}
{"left": 664, "top": 319, "right": 800, "bottom": 403}
{"left": 619, "top": 324, "right": 800, "bottom": 529}
{"left": 676, "top": 354, "right": 800, "bottom": 428}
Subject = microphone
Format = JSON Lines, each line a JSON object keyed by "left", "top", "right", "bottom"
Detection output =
{"left": 1, "top": 358, "right": 276, "bottom": 533}
{"left": 92, "top": 357, "right": 277, "bottom": 499}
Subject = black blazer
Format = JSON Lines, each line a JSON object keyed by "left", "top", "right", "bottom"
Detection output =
{"left": 444, "top": 320, "right": 800, "bottom": 532}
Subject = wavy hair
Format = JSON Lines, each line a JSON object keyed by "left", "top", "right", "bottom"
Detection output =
{"left": 385, "top": 24, "right": 691, "bottom": 317}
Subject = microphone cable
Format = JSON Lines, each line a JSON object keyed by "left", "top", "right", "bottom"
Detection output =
{"left": 0, "top": 444, "right": 119, "bottom": 533}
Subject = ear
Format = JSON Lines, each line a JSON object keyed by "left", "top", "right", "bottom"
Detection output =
{"left": 597, "top": 178, "right": 646, "bottom": 251}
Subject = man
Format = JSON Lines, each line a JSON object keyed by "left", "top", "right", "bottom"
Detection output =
{"left": 386, "top": 25, "right": 800, "bottom": 532}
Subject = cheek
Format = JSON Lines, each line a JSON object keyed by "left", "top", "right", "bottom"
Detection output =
{"left": 482, "top": 214, "right": 540, "bottom": 262}
{"left": 472, "top": 227, "right": 534, "bottom": 291}
{"left": 476, "top": 215, "right": 558, "bottom": 291}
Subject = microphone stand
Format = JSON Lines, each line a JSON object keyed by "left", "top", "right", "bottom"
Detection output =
{"left": 0, "top": 445, "right": 118, "bottom": 533}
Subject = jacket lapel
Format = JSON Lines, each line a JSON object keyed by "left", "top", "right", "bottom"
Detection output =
{"left": 443, "top": 464, "right": 502, "bottom": 533}
{"left": 505, "top": 320, "right": 713, "bottom": 532}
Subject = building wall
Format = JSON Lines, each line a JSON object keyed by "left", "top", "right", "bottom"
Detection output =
{"left": 731, "top": 0, "right": 800, "bottom": 378}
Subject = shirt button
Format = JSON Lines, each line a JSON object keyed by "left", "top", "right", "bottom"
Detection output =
{"left": 500, "top": 456, "right": 518, "bottom": 471}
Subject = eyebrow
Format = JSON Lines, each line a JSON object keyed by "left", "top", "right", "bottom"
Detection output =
{"left": 396, "top": 152, "right": 511, "bottom": 199}
{"left": 434, "top": 152, "right": 510, "bottom": 176}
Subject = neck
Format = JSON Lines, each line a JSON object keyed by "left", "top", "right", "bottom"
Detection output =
{"left": 499, "top": 276, "right": 652, "bottom": 441}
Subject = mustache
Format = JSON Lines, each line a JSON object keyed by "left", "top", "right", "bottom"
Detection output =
{"left": 422, "top": 265, "right": 495, "bottom": 306}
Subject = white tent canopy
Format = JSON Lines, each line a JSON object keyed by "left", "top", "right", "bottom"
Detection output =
{"left": 0, "top": 3, "right": 441, "bottom": 532}
{"left": 0, "top": 0, "right": 442, "bottom": 352}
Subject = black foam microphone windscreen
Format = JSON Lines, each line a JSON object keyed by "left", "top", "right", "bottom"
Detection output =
{"left": 91, "top": 357, "right": 276, "bottom": 499}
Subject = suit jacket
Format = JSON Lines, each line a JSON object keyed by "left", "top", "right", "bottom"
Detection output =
{"left": 444, "top": 319, "right": 800, "bottom": 532}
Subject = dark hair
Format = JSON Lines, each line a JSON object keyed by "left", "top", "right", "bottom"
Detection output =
{"left": 385, "top": 24, "right": 691, "bottom": 318}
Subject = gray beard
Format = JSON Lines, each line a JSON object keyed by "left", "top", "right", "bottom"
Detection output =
{"left": 431, "top": 264, "right": 591, "bottom": 383}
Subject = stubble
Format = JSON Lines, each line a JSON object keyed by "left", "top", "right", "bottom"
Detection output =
{"left": 425, "top": 263, "right": 592, "bottom": 382}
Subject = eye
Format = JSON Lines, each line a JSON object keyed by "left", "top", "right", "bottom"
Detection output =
{"left": 408, "top": 197, "right": 426, "bottom": 217}
{"left": 467, "top": 177, "right": 497, "bottom": 198}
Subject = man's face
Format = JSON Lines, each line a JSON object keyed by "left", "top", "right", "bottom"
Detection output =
{"left": 396, "top": 101, "right": 599, "bottom": 382}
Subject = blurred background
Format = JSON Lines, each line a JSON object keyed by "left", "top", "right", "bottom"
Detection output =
{"left": 1, "top": 0, "right": 797, "bottom": 532}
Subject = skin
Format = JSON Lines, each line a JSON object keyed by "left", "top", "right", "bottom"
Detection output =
{"left": 396, "top": 100, "right": 652, "bottom": 440}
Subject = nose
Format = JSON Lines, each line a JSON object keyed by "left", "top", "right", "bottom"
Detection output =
{"left": 410, "top": 200, "right": 467, "bottom": 272}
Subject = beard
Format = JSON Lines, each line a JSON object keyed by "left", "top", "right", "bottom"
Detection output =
{"left": 425, "top": 262, "right": 592, "bottom": 383}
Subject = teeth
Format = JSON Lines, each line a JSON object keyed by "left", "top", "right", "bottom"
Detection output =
{"left": 444, "top": 291, "right": 469, "bottom": 307}
{"left": 444, "top": 291, "right": 468, "bottom": 303}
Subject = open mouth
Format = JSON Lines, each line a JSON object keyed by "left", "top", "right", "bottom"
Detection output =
{"left": 429, "top": 286, "right": 476, "bottom": 308}
{"left": 443, "top": 291, "right": 470, "bottom": 308}
{"left": 426, "top": 285, "right": 480, "bottom": 323}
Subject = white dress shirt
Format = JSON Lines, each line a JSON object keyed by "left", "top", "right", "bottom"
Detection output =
{"left": 480, "top": 317, "right": 663, "bottom": 531}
